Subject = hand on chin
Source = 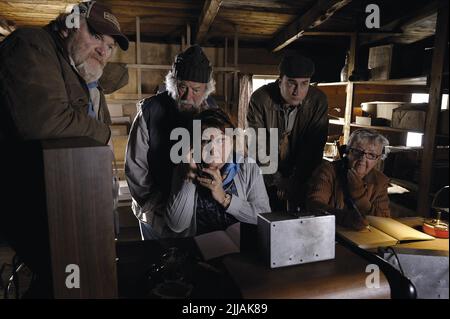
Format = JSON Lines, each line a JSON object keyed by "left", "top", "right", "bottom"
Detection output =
{"left": 202, "top": 162, "right": 222, "bottom": 170}
{"left": 354, "top": 167, "right": 367, "bottom": 178}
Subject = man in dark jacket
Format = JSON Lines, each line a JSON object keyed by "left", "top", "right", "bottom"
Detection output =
{"left": 247, "top": 55, "right": 328, "bottom": 211}
{"left": 125, "top": 45, "right": 217, "bottom": 240}
{"left": 0, "top": 1, "right": 128, "bottom": 298}
{"left": 0, "top": 1, "right": 129, "bottom": 144}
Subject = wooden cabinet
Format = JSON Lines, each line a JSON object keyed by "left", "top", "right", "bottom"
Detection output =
{"left": 0, "top": 137, "right": 118, "bottom": 298}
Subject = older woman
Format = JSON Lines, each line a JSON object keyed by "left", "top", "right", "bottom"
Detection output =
{"left": 165, "top": 108, "right": 271, "bottom": 237}
{"left": 307, "top": 129, "right": 390, "bottom": 230}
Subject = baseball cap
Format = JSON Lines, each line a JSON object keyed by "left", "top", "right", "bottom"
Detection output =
{"left": 77, "top": 1, "right": 129, "bottom": 51}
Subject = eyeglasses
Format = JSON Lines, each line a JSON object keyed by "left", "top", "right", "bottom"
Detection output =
{"left": 349, "top": 148, "right": 381, "bottom": 160}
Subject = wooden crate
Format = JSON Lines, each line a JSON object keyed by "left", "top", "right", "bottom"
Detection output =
{"left": 110, "top": 124, "right": 128, "bottom": 136}
{"left": 111, "top": 135, "right": 128, "bottom": 163}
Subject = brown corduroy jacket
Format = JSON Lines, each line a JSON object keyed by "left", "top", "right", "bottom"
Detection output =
{"left": 307, "top": 160, "right": 391, "bottom": 217}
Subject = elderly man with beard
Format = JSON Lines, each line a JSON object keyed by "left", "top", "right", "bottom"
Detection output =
{"left": 0, "top": 1, "right": 128, "bottom": 143}
{"left": 0, "top": 1, "right": 128, "bottom": 298}
{"left": 125, "top": 45, "right": 217, "bottom": 240}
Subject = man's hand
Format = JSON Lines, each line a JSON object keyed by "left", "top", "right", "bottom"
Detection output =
{"left": 196, "top": 166, "right": 227, "bottom": 206}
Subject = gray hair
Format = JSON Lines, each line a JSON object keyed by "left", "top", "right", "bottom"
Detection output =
{"left": 347, "top": 128, "right": 390, "bottom": 160}
{"left": 164, "top": 69, "right": 216, "bottom": 102}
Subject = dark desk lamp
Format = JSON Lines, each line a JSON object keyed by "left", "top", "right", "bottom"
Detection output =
{"left": 423, "top": 186, "right": 449, "bottom": 238}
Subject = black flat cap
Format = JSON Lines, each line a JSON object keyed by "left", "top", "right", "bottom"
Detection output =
{"left": 279, "top": 54, "right": 315, "bottom": 78}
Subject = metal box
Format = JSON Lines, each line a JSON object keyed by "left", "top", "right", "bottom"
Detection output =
{"left": 382, "top": 247, "right": 449, "bottom": 299}
{"left": 257, "top": 212, "right": 335, "bottom": 268}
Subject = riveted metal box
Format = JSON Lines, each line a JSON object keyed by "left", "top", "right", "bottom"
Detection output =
{"left": 257, "top": 212, "right": 335, "bottom": 268}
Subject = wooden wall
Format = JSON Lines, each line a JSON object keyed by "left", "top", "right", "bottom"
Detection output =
{"left": 109, "top": 41, "right": 280, "bottom": 99}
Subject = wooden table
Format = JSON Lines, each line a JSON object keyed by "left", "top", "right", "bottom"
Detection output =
{"left": 117, "top": 239, "right": 393, "bottom": 299}
{"left": 223, "top": 243, "right": 391, "bottom": 299}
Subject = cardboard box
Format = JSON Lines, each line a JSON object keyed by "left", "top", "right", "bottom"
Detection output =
{"left": 123, "top": 103, "right": 139, "bottom": 123}
{"left": 111, "top": 135, "right": 128, "bottom": 162}
{"left": 355, "top": 116, "right": 372, "bottom": 126}
{"left": 392, "top": 103, "right": 428, "bottom": 131}
{"left": 361, "top": 101, "right": 404, "bottom": 121}
{"left": 107, "top": 103, "right": 124, "bottom": 117}
{"left": 110, "top": 124, "right": 128, "bottom": 136}
{"left": 368, "top": 44, "right": 393, "bottom": 80}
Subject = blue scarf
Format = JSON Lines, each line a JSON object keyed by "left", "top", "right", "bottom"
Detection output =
{"left": 86, "top": 81, "right": 98, "bottom": 119}
{"left": 221, "top": 154, "right": 243, "bottom": 186}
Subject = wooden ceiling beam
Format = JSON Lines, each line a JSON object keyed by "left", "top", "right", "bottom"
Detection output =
{"left": 0, "top": 18, "right": 17, "bottom": 36}
{"left": 270, "top": 0, "right": 352, "bottom": 52}
{"left": 195, "top": 0, "right": 222, "bottom": 44}
{"left": 360, "top": 1, "right": 439, "bottom": 45}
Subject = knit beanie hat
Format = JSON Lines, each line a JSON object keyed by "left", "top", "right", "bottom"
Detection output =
{"left": 173, "top": 45, "right": 212, "bottom": 83}
{"left": 279, "top": 54, "right": 315, "bottom": 78}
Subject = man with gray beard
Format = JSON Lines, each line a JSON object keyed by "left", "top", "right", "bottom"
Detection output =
{"left": 0, "top": 1, "right": 128, "bottom": 144}
{"left": 0, "top": 1, "right": 128, "bottom": 297}
{"left": 125, "top": 45, "right": 217, "bottom": 240}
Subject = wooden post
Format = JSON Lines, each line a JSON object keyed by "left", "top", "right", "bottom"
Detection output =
{"left": 181, "top": 34, "right": 186, "bottom": 51}
{"left": 417, "top": 1, "right": 449, "bottom": 216}
{"left": 343, "top": 33, "right": 357, "bottom": 143}
{"left": 224, "top": 37, "right": 228, "bottom": 111}
{"left": 136, "top": 17, "right": 142, "bottom": 99}
{"left": 348, "top": 33, "right": 356, "bottom": 77}
{"left": 233, "top": 26, "right": 239, "bottom": 116}
{"left": 343, "top": 82, "right": 354, "bottom": 143}
{"left": 186, "top": 24, "right": 191, "bottom": 47}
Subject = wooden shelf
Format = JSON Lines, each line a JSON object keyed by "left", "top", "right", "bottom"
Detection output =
{"left": 349, "top": 123, "right": 423, "bottom": 134}
{"left": 106, "top": 93, "right": 153, "bottom": 104}
{"left": 317, "top": 77, "right": 428, "bottom": 87}
{"left": 317, "top": 82, "right": 348, "bottom": 86}
{"left": 352, "top": 77, "right": 427, "bottom": 85}
{"left": 389, "top": 178, "right": 439, "bottom": 198}
{"left": 106, "top": 99, "right": 143, "bottom": 104}
{"left": 126, "top": 64, "right": 239, "bottom": 73}
{"left": 390, "top": 178, "right": 419, "bottom": 193}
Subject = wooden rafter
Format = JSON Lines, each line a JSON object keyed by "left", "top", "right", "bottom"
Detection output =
{"left": 360, "top": 1, "right": 439, "bottom": 45}
{"left": 271, "top": 0, "right": 352, "bottom": 52}
{"left": 0, "top": 18, "right": 17, "bottom": 36}
{"left": 195, "top": 0, "right": 222, "bottom": 44}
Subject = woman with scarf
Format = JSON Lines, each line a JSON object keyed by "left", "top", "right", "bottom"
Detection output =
{"left": 165, "top": 108, "right": 271, "bottom": 237}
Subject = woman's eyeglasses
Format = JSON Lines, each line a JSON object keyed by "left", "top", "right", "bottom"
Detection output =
{"left": 349, "top": 148, "right": 381, "bottom": 160}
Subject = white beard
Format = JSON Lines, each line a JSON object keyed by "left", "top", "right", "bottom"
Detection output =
{"left": 67, "top": 34, "right": 104, "bottom": 83}
{"left": 75, "top": 57, "right": 104, "bottom": 83}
